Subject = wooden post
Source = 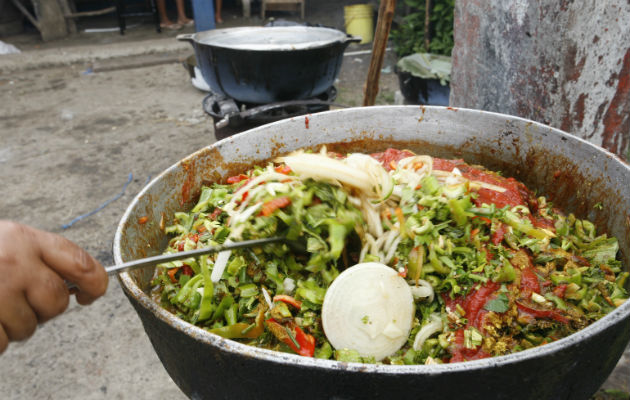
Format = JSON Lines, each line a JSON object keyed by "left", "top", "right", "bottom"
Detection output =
{"left": 57, "top": 0, "right": 76, "bottom": 34}
{"left": 11, "top": 0, "right": 68, "bottom": 41}
{"left": 363, "top": 0, "right": 396, "bottom": 106}
{"left": 31, "top": 0, "right": 68, "bottom": 40}
{"left": 424, "top": 0, "right": 430, "bottom": 52}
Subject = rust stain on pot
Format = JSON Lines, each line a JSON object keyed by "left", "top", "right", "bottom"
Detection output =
{"left": 268, "top": 137, "right": 289, "bottom": 159}
{"left": 180, "top": 159, "right": 196, "bottom": 206}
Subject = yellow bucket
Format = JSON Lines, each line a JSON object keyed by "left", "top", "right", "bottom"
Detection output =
{"left": 344, "top": 4, "right": 374, "bottom": 44}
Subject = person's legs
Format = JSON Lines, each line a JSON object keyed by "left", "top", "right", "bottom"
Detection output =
{"left": 175, "top": 0, "right": 194, "bottom": 25}
{"left": 156, "top": 0, "right": 173, "bottom": 25}
{"left": 156, "top": 0, "right": 182, "bottom": 29}
{"left": 215, "top": 0, "right": 223, "bottom": 23}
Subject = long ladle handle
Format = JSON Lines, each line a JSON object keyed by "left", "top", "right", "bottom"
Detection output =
{"left": 65, "top": 237, "right": 283, "bottom": 290}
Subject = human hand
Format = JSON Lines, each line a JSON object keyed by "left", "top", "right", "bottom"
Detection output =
{"left": 0, "top": 221, "right": 108, "bottom": 354}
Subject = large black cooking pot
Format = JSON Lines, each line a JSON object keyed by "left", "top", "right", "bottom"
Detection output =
{"left": 114, "top": 106, "right": 630, "bottom": 400}
{"left": 177, "top": 26, "right": 360, "bottom": 104}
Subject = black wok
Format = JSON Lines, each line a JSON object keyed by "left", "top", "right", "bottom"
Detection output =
{"left": 178, "top": 26, "right": 360, "bottom": 104}
{"left": 114, "top": 106, "right": 630, "bottom": 400}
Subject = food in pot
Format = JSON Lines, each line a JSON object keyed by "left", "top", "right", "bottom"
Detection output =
{"left": 150, "top": 147, "right": 628, "bottom": 364}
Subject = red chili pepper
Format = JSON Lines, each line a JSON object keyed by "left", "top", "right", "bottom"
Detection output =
{"left": 226, "top": 174, "right": 249, "bottom": 184}
{"left": 482, "top": 246, "right": 493, "bottom": 261}
{"left": 260, "top": 196, "right": 291, "bottom": 216}
{"left": 304, "top": 116, "right": 310, "bottom": 129}
{"left": 138, "top": 216, "right": 149, "bottom": 224}
{"left": 491, "top": 223, "right": 508, "bottom": 245}
{"left": 239, "top": 191, "right": 249, "bottom": 202}
{"left": 181, "top": 264, "right": 193, "bottom": 276}
{"left": 516, "top": 302, "right": 569, "bottom": 324}
{"left": 462, "top": 281, "right": 500, "bottom": 329}
{"left": 266, "top": 319, "right": 315, "bottom": 357}
{"left": 472, "top": 215, "right": 492, "bottom": 225}
{"left": 520, "top": 267, "right": 541, "bottom": 296}
{"left": 167, "top": 268, "right": 179, "bottom": 283}
{"left": 292, "top": 324, "right": 315, "bottom": 357}
{"left": 178, "top": 241, "right": 185, "bottom": 251}
{"left": 553, "top": 284, "right": 568, "bottom": 298}
{"left": 275, "top": 165, "right": 292, "bottom": 174}
{"left": 273, "top": 295, "right": 302, "bottom": 310}
{"left": 210, "top": 208, "right": 223, "bottom": 220}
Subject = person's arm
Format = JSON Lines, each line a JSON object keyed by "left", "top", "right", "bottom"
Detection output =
{"left": 0, "top": 221, "right": 108, "bottom": 354}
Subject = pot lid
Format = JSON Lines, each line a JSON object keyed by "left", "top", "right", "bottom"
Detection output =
{"left": 192, "top": 26, "right": 350, "bottom": 51}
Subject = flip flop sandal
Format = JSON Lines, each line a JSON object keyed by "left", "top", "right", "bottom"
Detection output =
{"left": 160, "top": 23, "right": 183, "bottom": 30}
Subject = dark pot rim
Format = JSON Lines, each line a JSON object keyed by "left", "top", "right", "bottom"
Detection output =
{"left": 114, "top": 105, "right": 630, "bottom": 375}
{"left": 178, "top": 26, "right": 360, "bottom": 52}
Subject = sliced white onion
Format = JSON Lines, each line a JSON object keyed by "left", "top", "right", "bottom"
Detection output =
{"left": 283, "top": 277, "right": 296, "bottom": 294}
{"left": 431, "top": 169, "right": 453, "bottom": 178}
{"left": 397, "top": 155, "right": 433, "bottom": 172}
{"left": 360, "top": 195, "right": 383, "bottom": 237}
{"left": 234, "top": 185, "right": 265, "bottom": 211}
{"left": 231, "top": 202, "right": 262, "bottom": 226}
{"left": 359, "top": 241, "right": 370, "bottom": 263}
{"left": 383, "top": 229, "right": 399, "bottom": 252}
{"left": 408, "top": 279, "right": 435, "bottom": 303}
{"left": 345, "top": 153, "right": 393, "bottom": 202}
{"left": 226, "top": 169, "right": 295, "bottom": 211}
{"left": 469, "top": 180, "right": 507, "bottom": 193}
{"left": 445, "top": 174, "right": 465, "bottom": 186}
{"left": 394, "top": 156, "right": 433, "bottom": 189}
{"left": 265, "top": 182, "right": 290, "bottom": 196}
{"left": 211, "top": 240, "right": 232, "bottom": 282}
{"left": 391, "top": 184, "right": 404, "bottom": 199}
{"left": 412, "top": 314, "right": 443, "bottom": 351}
{"left": 278, "top": 153, "right": 374, "bottom": 193}
{"left": 261, "top": 287, "right": 274, "bottom": 309}
{"left": 373, "top": 230, "right": 390, "bottom": 253}
{"left": 383, "top": 235, "right": 402, "bottom": 264}
{"left": 322, "top": 262, "right": 415, "bottom": 361}
{"left": 348, "top": 195, "right": 362, "bottom": 208}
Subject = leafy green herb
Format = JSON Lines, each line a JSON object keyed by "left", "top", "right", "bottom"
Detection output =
{"left": 484, "top": 293, "right": 510, "bottom": 313}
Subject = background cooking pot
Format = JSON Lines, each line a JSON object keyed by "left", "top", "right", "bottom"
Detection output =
{"left": 177, "top": 26, "right": 360, "bottom": 104}
{"left": 114, "top": 106, "right": 630, "bottom": 400}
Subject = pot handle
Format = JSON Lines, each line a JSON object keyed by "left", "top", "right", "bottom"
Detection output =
{"left": 176, "top": 33, "right": 195, "bottom": 43}
{"left": 343, "top": 35, "right": 363, "bottom": 44}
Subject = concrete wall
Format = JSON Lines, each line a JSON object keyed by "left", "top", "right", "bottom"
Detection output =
{"left": 450, "top": 0, "right": 630, "bottom": 160}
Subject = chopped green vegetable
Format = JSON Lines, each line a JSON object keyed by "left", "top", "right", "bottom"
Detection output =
{"left": 151, "top": 148, "right": 627, "bottom": 366}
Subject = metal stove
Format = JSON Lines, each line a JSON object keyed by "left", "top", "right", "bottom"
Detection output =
{"left": 202, "top": 86, "right": 338, "bottom": 129}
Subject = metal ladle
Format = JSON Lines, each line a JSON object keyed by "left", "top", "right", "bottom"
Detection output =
{"left": 66, "top": 237, "right": 284, "bottom": 290}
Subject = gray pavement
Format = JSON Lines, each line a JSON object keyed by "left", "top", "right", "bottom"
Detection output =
{"left": 0, "top": 2, "right": 628, "bottom": 399}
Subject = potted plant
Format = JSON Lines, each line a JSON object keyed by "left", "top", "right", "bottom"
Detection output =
{"left": 390, "top": 0, "right": 454, "bottom": 105}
